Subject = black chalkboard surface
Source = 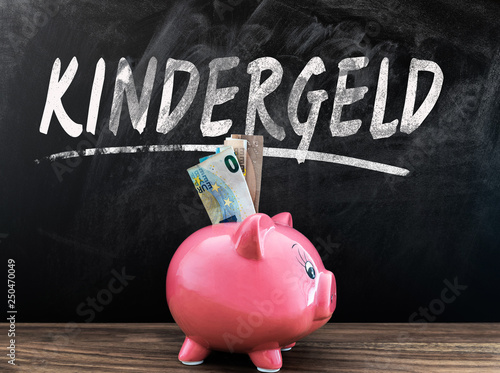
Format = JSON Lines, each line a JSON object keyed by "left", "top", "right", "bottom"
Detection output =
{"left": 1, "top": 0, "right": 499, "bottom": 323}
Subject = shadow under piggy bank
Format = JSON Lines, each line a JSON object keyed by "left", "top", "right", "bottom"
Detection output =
{"left": 166, "top": 212, "right": 337, "bottom": 372}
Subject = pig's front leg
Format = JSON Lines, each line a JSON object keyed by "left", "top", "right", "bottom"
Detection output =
{"left": 178, "top": 337, "right": 210, "bottom": 365}
{"left": 249, "top": 348, "right": 282, "bottom": 372}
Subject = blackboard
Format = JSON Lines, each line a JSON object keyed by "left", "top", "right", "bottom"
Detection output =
{"left": 1, "top": 0, "right": 499, "bottom": 324}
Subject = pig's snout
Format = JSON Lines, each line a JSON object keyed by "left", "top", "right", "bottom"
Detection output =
{"left": 314, "top": 270, "right": 336, "bottom": 321}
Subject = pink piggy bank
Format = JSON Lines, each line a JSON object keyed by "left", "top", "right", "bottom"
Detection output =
{"left": 166, "top": 212, "right": 336, "bottom": 372}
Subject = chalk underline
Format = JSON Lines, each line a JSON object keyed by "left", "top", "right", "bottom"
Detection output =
{"left": 34, "top": 145, "right": 410, "bottom": 176}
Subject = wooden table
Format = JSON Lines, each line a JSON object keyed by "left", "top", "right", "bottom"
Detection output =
{"left": 13, "top": 323, "right": 500, "bottom": 372}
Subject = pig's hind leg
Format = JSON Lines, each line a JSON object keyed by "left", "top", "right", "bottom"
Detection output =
{"left": 178, "top": 337, "right": 210, "bottom": 365}
{"left": 249, "top": 348, "right": 282, "bottom": 372}
{"left": 281, "top": 342, "right": 296, "bottom": 351}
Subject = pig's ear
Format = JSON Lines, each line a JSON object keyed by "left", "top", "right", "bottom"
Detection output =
{"left": 234, "top": 214, "right": 275, "bottom": 260}
{"left": 271, "top": 212, "right": 293, "bottom": 227}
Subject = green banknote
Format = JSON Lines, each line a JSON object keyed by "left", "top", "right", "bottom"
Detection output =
{"left": 188, "top": 148, "right": 256, "bottom": 224}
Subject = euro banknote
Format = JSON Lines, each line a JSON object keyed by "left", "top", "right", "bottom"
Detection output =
{"left": 199, "top": 145, "right": 232, "bottom": 163}
{"left": 188, "top": 148, "right": 256, "bottom": 224}
{"left": 231, "top": 134, "right": 264, "bottom": 212}
{"left": 224, "top": 138, "right": 247, "bottom": 176}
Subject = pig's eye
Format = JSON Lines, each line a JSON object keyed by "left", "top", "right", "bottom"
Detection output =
{"left": 295, "top": 244, "right": 316, "bottom": 280}
{"left": 305, "top": 261, "right": 316, "bottom": 279}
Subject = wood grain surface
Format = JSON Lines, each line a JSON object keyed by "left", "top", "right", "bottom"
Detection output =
{"left": 11, "top": 323, "right": 500, "bottom": 372}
